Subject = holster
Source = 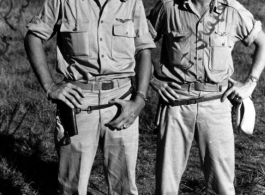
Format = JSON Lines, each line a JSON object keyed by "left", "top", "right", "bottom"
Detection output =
{"left": 57, "top": 101, "right": 78, "bottom": 137}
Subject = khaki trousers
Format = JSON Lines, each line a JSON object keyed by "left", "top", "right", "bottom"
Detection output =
{"left": 55, "top": 82, "right": 139, "bottom": 195}
{"left": 155, "top": 90, "right": 235, "bottom": 195}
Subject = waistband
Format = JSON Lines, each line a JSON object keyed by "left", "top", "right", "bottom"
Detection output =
{"left": 75, "top": 87, "right": 133, "bottom": 114}
{"left": 67, "top": 77, "right": 131, "bottom": 91}
{"left": 168, "top": 94, "right": 223, "bottom": 106}
{"left": 179, "top": 80, "right": 228, "bottom": 92}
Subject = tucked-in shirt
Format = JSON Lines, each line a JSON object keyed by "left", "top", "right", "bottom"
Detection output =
{"left": 148, "top": 0, "right": 262, "bottom": 83}
{"left": 27, "top": 0, "right": 156, "bottom": 81}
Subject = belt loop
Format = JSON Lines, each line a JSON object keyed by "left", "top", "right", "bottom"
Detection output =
{"left": 188, "top": 83, "right": 193, "bottom": 92}
{"left": 112, "top": 79, "right": 119, "bottom": 88}
{"left": 91, "top": 82, "right": 95, "bottom": 92}
{"left": 98, "top": 82, "right": 102, "bottom": 90}
{"left": 219, "top": 84, "right": 222, "bottom": 92}
{"left": 116, "top": 79, "right": 120, "bottom": 88}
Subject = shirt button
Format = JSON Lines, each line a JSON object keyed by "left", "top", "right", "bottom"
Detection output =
{"left": 222, "top": 43, "right": 225, "bottom": 46}
{"left": 126, "top": 32, "right": 128, "bottom": 35}
{"left": 101, "top": 20, "right": 104, "bottom": 24}
{"left": 200, "top": 20, "right": 203, "bottom": 23}
{"left": 199, "top": 76, "right": 203, "bottom": 80}
{"left": 101, "top": 55, "right": 104, "bottom": 58}
{"left": 100, "top": 38, "right": 103, "bottom": 41}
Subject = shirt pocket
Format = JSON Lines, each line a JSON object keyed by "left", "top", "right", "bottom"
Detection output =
{"left": 60, "top": 21, "right": 90, "bottom": 57}
{"left": 170, "top": 31, "right": 191, "bottom": 70}
{"left": 209, "top": 32, "right": 233, "bottom": 71}
{"left": 112, "top": 20, "right": 136, "bottom": 59}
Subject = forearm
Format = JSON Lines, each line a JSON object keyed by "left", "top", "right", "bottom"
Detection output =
{"left": 134, "top": 49, "right": 152, "bottom": 97}
{"left": 248, "top": 31, "right": 265, "bottom": 79}
{"left": 222, "top": 31, "right": 265, "bottom": 101}
{"left": 24, "top": 32, "right": 54, "bottom": 92}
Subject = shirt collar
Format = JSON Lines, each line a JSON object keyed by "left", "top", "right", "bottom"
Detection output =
{"left": 182, "top": 0, "right": 217, "bottom": 11}
{"left": 212, "top": 0, "right": 229, "bottom": 14}
{"left": 182, "top": 0, "right": 229, "bottom": 14}
{"left": 182, "top": 0, "right": 190, "bottom": 10}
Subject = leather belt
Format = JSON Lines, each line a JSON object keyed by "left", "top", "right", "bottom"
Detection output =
{"left": 75, "top": 87, "right": 133, "bottom": 114}
{"left": 168, "top": 94, "right": 223, "bottom": 106}
{"left": 68, "top": 77, "right": 131, "bottom": 91}
{"left": 180, "top": 80, "right": 228, "bottom": 92}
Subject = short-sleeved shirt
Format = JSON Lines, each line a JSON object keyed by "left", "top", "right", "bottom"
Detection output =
{"left": 27, "top": 0, "right": 156, "bottom": 81}
{"left": 148, "top": 0, "right": 262, "bottom": 83}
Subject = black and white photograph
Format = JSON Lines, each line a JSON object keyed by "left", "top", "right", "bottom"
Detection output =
{"left": 0, "top": 0, "right": 264, "bottom": 194}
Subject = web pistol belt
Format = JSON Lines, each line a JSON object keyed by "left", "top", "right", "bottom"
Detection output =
{"left": 168, "top": 94, "right": 223, "bottom": 107}
{"left": 167, "top": 80, "right": 228, "bottom": 106}
{"left": 180, "top": 80, "right": 228, "bottom": 92}
{"left": 75, "top": 87, "right": 133, "bottom": 114}
{"left": 68, "top": 77, "right": 131, "bottom": 91}
{"left": 64, "top": 77, "right": 132, "bottom": 114}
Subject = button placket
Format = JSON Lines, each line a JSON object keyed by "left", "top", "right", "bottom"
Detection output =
{"left": 98, "top": 13, "right": 106, "bottom": 63}
{"left": 196, "top": 20, "right": 205, "bottom": 80}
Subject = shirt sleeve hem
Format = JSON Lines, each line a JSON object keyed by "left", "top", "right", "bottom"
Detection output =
{"left": 26, "top": 17, "right": 54, "bottom": 41}
{"left": 243, "top": 21, "right": 262, "bottom": 46}
{"left": 135, "top": 33, "right": 156, "bottom": 55}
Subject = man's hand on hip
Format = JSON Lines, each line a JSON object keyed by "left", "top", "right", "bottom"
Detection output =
{"left": 48, "top": 83, "right": 85, "bottom": 108}
{"left": 105, "top": 96, "right": 145, "bottom": 130}
{"left": 150, "top": 77, "right": 181, "bottom": 102}
{"left": 221, "top": 78, "right": 257, "bottom": 103}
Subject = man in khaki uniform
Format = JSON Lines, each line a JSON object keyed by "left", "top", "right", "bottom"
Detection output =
{"left": 148, "top": 0, "right": 265, "bottom": 194}
{"left": 24, "top": 0, "right": 155, "bottom": 194}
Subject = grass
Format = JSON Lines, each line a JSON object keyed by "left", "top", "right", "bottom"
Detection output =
{"left": 0, "top": 0, "right": 264, "bottom": 194}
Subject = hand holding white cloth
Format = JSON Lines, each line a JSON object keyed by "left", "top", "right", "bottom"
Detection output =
{"left": 235, "top": 97, "right": 256, "bottom": 135}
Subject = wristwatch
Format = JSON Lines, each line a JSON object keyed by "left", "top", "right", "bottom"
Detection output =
{"left": 248, "top": 75, "right": 259, "bottom": 82}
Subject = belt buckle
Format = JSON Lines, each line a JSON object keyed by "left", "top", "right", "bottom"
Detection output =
{"left": 109, "top": 80, "right": 114, "bottom": 89}
{"left": 102, "top": 80, "right": 115, "bottom": 90}
{"left": 188, "top": 99, "right": 197, "bottom": 105}
{"left": 102, "top": 80, "right": 114, "bottom": 90}
{"left": 194, "top": 82, "right": 203, "bottom": 91}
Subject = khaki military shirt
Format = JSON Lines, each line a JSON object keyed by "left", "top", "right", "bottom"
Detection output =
{"left": 27, "top": 0, "right": 156, "bottom": 81}
{"left": 149, "top": 0, "right": 262, "bottom": 83}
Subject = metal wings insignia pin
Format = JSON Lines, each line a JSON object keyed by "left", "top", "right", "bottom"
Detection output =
{"left": 116, "top": 19, "right": 132, "bottom": 23}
